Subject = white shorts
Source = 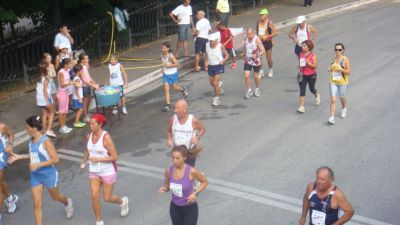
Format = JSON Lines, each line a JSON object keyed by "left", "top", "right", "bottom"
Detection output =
{"left": 329, "top": 83, "right": 347, "bottom": 97}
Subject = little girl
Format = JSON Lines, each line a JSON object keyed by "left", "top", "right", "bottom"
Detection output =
{"left": 57, "top": 58, "right": 74, "bottom": 134}
{"left": 106, "top": 54, "right": 128, "bottom": 115}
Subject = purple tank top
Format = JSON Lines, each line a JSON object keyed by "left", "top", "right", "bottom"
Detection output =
{"left": 169, "top": 164, "right": 194, "bottom": 206}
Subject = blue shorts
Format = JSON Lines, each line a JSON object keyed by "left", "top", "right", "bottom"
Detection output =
{"left": 31, "top": 171, "right": 59, "bottom": 189}
{"left": 82, "top": 86, "right": 93, "bottom": 97}
{"left": 208, "top": 65, "right": 225, "bottom": 76}
{"left": 295, "top": 45, "right": 302, "bottom": 56}
{"left": 163, "top": 72, "right": 179, "bottom": 84}
{"left": 0, "top": 152, "right": 7, "bottom": 170}
{"left": 73, "top": 99, "right": 83, "bottom": 109}
{"left": 178, "top": 24, "right": 191, "bottom": 40}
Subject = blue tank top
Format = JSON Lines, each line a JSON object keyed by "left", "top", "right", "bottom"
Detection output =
{"left": 0, "top": 135, "right": 8, "bottom": 167}
{"left": 29, "top": 135, "right": 57, "bottom": 176}
{"left": 308, "top": 183, "right": 339, "bottom": 225}
{"left": 169, "top": 164, "right": 194, "bottom": 206}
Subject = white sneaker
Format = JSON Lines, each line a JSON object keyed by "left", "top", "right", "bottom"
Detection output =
{"left": 267, "top": 69, "right": 273, "bottom": 78}
{"left": 328, "top": 116, "right": 335, "bottom": 124}
{"left": 5, "top": 194, "right": 18, "bottom": 214}
{"left": 297, "top": 106, "right": 305, "bottom": 113}
{"left": 219, "top": 81, "right": 224, "bottom": 95}
{"left": 65, "top": 126, "right": 73, "bottom": 132}
{"left": 120, "top": 196, "right": 129, "bottom": 217}
{"left": 341, "top": 108, "right": 347, "bottom": 118}
{"left": 46, "top": 130, "right": 57, "bottom": 138}
{"left": 212, "top": 97, "right": 220, "bottom": 106}
{"left": 254, "top": 88, "right": 261, "bottom": 97}
{"left": 258, "top": 69, "right": 264, "bottom": 79}
{"left": 65, "top": 198, "right": 73, "bottom": 219}
{"left": 122, "top": 107, "right": 128, "bottom": 115}
{"left": 84, "top": 115, "right": 90, "bottom": 122}
{"left": 96, "top": 221, "right": 105, "bottom": 225}
{"left": 112, "top": 107, "right": 118, "bottom": 115}
{"left": 59, "top": 126, "right": 71, "bottom": 134}
{"left": 244, "top": 89, "right": 253, "bottom": 99}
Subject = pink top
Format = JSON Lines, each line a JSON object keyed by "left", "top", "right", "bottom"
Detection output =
{"left": 81, "top": 65, "right": 92, "bottom": 87}
{"left": 299, "top": 52, "right": 316, "bottom": 76}
{"left": 57, "top": 69, "right": 70, "bottom": 91}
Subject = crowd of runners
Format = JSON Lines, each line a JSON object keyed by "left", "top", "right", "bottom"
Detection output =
{"left": 0, "top": 0, "right": 356, "bottom": 224}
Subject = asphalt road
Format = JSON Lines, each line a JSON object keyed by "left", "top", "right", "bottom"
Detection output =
{"left": 3, "top": 1, "right": 400, "bottom": 225}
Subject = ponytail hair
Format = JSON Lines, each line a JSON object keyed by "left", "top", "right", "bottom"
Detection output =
{"left": 26, "top": 115, "right": 43, "bottom": 131}
{"left": 37, "top": 62, "right": 49, "bottom": 83}
{"left": 162, "top": 42, "right": 174, "bottom": 54}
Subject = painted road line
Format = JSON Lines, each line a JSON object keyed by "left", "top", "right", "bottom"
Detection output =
{"left": 57, "top": 149, "right": 392, "bottom": 225}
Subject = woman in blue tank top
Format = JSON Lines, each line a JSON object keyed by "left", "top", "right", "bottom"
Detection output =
{"left": 159, "top": 145, "right": 208, "bottom": 225}
{"left": 8, "top": 116, "right": 74, "bottom": 225}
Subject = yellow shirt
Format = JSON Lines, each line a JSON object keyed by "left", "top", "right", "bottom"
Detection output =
{"left": 217, "top": 0, "right": 230, "bottom": 13}
{"left": 329, "top": 56, "right": 349, "bottom": 85}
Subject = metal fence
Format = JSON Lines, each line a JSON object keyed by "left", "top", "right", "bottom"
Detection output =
{"left": 0, "top": 0, "right": 273, "bottom": 92}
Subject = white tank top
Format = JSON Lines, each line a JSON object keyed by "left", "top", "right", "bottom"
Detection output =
{"left": 245, "top": 36, "right": 261, "bottom": 66}
{"left": 172, "top": 114, "right": 194, "bottom": 149}
{"left": 87, "top": 131, "right": 116, "bottom": 176}
{"left": 161, "top": 53, "right": 178, "bottom": 75}
{"left": 108, "top": 63, "right": 124, "bottom": 86}
{"left": 296, "top": 24, "right": 309, "bottom": 46}
{"left": 206, "top": 43, "right": 223, "bottom": 66}
{"left": 36, "top": 76, "right": 50, "bottom": 106}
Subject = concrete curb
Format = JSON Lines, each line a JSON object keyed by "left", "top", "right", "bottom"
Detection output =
{"left": 11, "top": 0, "right": 379, "bottom": 148}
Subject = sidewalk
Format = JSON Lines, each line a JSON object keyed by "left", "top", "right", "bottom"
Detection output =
{"left": 0, "top": 0, "right": 365, "bottom": 139}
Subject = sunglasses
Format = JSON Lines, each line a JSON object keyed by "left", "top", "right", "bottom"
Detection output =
{"left": 335, "top": 49, "right": 343, "bottom": 52}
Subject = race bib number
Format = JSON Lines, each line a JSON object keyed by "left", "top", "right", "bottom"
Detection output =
{"left": 170, "top": 183, "right": 183, "bottom": 197}
{"left": 89, "top": 162, "right": 102, "bottom": 173}
{"left": 299, "top": 58, "right": 306, "bottom": 67}
{"left": 311, "top": 210, "right": 326, "bottom": 225}
{"left": 30, "top": 152, "right": 40, "bottom": 164}
{"left": 258, "top": 28, "right": 266, "bottom": 36}
{"left": 332, "top": 72, "right": 343, "bottom": 81}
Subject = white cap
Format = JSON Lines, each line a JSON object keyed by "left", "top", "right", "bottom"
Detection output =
{"left": 59, "top": 42, "right": 69, "bottom": 49}
{"left": 296, "top": 15, "right": 306, "bottom": 24}
{"left": 208, "top": 34, "right": 219, "bottom": 41}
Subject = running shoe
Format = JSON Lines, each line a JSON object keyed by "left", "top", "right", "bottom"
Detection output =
{"left": 112, "top": 107, "right": 118, "bottom": 115}
{"left": 328, "top": 116, "right": 335, "bottom": 124}
{"left": 341, "top": 108, "right": 347, "bottom": 118}
{"left": 96, "top": 221, "right": 105, "bottom": 225}
{"left": 297, "top": 106, "right": 305, "bottom": 113}
{"left": 120, "top": 196, "right": 129, "bottom": 217}
{"left": 219, "top": 81, "right": 224, "bottom": 95}
{"left": 162, "top": 104, "right": 171, "bottom": 112}
{"left": 267, "top": 69, "right": 274, "bottom": 78}
{"left": 65, "top": 198, "right": 74, "bottom": 219}
{"left": 59, "top": 126, "right": 71, "bottom": 134}
{"left": 65, "top": 126, "right": 73, "bottom": 132}
{"left": 258, "top": 69, "right": 264, "bottom": 79}
{"left": 181, "top": 87, "right": 188, "bottom": 98}
{"left": 122, "top": 106, "right": 128, "bottom": 115}
{"left": 212, "top": 97, "right": 220, "bottom": 106}
{"left": 5, "top": 194, "right": 18, "bottom": 214}
{"left": 315, "top": 93, "right": 321, "bottom": 106}
{"left": 231, "top": 63, "right": 238, "bottom": 69}
{"left": 46, "top": 130, "right": 57, "bottom": 138}
{"left": 254, "top": 88, "right": 261, "bottom": 97}
{"left": 84, "top": 115, "right": 90, "bottom": 122}
{"left": 73, "top": 122, "right": 86, "bottom": 128}
{"left": 244, "top": 89, "right": 253, "bottom": 99}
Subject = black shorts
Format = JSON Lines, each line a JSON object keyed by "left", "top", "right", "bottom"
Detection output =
{"left": 226, "top": 48, "right": 236, "bottom": 58}
{"left": 82, "top": 86, "right": 93, "bottom": 97}
{"left": 295, "top": 45, "right": 302, "bottom": 56}
{"left": 244, "top": 63, "right": 260, "bottom": 73}
{"left": 195, "top": 37, "right": 208, "bottom": 54}
{"left": 262, "top": 41, "right": 273, "bottom": 51}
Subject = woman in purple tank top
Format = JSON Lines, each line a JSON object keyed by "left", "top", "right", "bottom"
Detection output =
{"left": 159, "top": 145, "right": 208, "bottom": 225}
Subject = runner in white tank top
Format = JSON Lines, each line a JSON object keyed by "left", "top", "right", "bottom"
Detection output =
{"left": 81, "top": 114, "right": 129, "bottom": 225}
{"left": 205, "top": 36, "right": 228, "bottom": 106}
{"left": 289, "top": 16, "right": 317, "bottom": 56}
{"left": 107, "top": 55, "right": 128, "bottom": 115}
{"left": 243, "top": 28, "right": 265, "bottom": 99}
{"left": 160, "top": 42, "right": 188, "bottom": 112}
{"left": 167, "top": 100, "right": 206, "bottom": 167}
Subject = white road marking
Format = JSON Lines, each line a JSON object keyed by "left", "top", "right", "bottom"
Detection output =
{"left": 58, "top": 149, "right": 392, "bottom": 225}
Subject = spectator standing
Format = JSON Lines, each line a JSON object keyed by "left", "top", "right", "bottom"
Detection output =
{"left": 169, "top": 0, "right": 195, "bottom": 58}
{"left": 193, "top": 10, "right": 211, "bottom": 72}
{"left": 216, "top": 0, "right": 230, "bottom": 25}
{"left": 54, "top": 24, "right": 74, "bottom": 53}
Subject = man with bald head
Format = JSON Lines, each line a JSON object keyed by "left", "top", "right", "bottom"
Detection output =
{"left": 299, "top": 166, "right": 354, "bottom": 225}
{"left": 166, "top": 100, "right": 206, "bottom": 166}
{"left": 243, "top": 27, "right": 265, "bottom": 99}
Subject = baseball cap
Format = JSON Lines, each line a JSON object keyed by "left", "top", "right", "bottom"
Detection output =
{"left": 208, "top": 34, "right": 219, "bottom": 41}
{"left": 259, "top": 8, "right": 269, "bottom": 15}
{"left": 296, "top": 15, "right": 306, "bottom": 24}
